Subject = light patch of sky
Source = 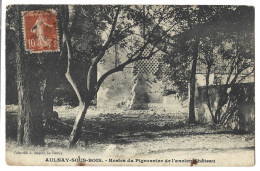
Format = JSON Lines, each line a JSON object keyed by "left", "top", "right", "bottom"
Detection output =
{"left": 223, "top": 41, "right": 233, "bottom": 50}
{"left": 68, "top": 5, "right": 74, "bottom": 28}
{"left": 100, "top": 21, "right": 111, "bottom": 46}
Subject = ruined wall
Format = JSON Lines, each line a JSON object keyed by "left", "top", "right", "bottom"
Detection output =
{"left": 97, "top": 49, "right": 167, "bottom": 109}
{"left": 128, "top": 54, "right": 166, "bottom": 110}
{"left": 97, "top": 48, "right": 133, "bottom": 108}
{"left": 128, "top": 72, "right": 164, "bottom": 110}
{"left": 196, "top": 83, "right": 255, "bottom": 132}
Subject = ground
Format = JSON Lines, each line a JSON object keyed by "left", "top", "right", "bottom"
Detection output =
{"left": 5, "top": 105, "right": 255, "bottom": 166}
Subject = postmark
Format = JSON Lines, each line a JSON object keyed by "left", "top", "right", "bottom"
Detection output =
{"left": 22, "top": 9, "right": 59, "bottom": 53}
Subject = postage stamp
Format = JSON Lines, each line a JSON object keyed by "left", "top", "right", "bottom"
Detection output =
{"left": 22, "top": 10, "right": 59, "bottom": 53}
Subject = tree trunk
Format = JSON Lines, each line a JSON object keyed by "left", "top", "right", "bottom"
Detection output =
{"left": 68, "top": 88, "right": 97, "bottom": 148}
{"left": 16, "top": 50, "right": 45, "bottom": 146}
{"left": 16, "top": 6, "right": 44, "bottom": 146}
{"left": 188, "top": 37, "right": 199, "bottom": 124}
{"left": 205, "top": 64, "right": 216, "bottom": 123}
{"left": 68, "top": 102, "right": 89, "bottom": 148}
{"left": 42, "top": 67, "right": 56, "bottom": 120}
{"left": 214, "top": 91, "right": 229, "bottom": 124}
{"left": 16, "top": 39, "right": 25, "bottom": 145}
{"left": 23, "top": 74, "right": 45, "bottom": 146}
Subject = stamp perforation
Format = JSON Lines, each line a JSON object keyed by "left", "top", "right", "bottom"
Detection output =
{"left": 21, "top": 9, "right": 60, "bottom": 53}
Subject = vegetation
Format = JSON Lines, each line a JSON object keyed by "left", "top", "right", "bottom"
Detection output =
{"left": 6, "top": 5, "right": 254, "bottom": 148}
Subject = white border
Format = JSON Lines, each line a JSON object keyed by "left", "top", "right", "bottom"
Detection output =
{"left": 0, "top": 0, "right": 258, "bottom": 5}
{"left": 1, "top": 0, "right": 259, "bottom": 171}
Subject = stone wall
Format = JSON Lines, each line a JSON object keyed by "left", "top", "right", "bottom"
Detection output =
{"left": 97, "top": 48, "right": 166, "bottom": 109}
{"left": 196, "top": 83, "right": 255, "bottom": 132}
{"left": 97, "top": 62, "right": 133, "bottom": 108}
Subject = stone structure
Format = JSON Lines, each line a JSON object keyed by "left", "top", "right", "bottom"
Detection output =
{"left": 127, "top": 54, "right": 170, "bottom": 110}
{"left": 96, "top": 48, "right": 176, "bottom": 110}
{"left": 196, "top": 83, "right": 254, "bottom": 132}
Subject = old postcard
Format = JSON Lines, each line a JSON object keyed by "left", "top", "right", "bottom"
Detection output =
{"left": 5, "top": 4, "right": 255, "bottom": 166}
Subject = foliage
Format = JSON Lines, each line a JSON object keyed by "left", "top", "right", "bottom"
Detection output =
{"left": 161, "top": 6, "right": 254, "bottom": 102}
{"left": 196, "top": 6, "right": 254, "bottom": 124}
{"left": 61, "top": 5, "right": 184, "bottom": 147}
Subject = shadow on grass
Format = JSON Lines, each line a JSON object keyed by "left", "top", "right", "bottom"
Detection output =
{"left": 6, "top": 111, "right": 247, "bottom": 147}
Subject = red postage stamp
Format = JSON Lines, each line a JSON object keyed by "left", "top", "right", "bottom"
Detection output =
{"left": 22, "top": 10, "right": 59, "bottom": 53}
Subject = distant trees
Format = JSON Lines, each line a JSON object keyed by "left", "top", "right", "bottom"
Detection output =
{"left": 162, "top": 6, "right": 217, "bottom": 124}
{"left": 201, "top": 9, "right": 254, "bottom": 124}
{"left": 162, "top": 6, "right": 254, "bottom": 124}
{"left": 195, "top": 6, "right": 254, "bottom": 124}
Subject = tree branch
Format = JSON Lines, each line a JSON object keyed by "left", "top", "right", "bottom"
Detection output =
{"left": 95, "top": 47, "right": 159, "bottom": 93}
{"left": 61, "top": 5, "right": 84, "bottom": 106}
{"left": 103, "top": 6, "right": 121, "bottom": 50}
{"left": 69, "top": 5, "right": 81, "bottom": 33}
{"left": 236, "top": 67, "right": 254, "bottom": 84}
{"left": 86, "top": 6, "right": 121, "bottom": 91}
{"left": 64, "top": 39, "right": 83, "bottom": 106}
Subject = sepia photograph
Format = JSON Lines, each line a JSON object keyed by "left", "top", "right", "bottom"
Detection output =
{"left": 4, "top": 3, "right": 255, "bottom": 166}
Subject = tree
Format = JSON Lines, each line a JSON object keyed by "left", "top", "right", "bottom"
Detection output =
{"left": 60, "top": 5, "right": 177, "bottom": 147}
{"left": 200, "top": 7, "right": 255, "bottom": 124}
{"left": 161, "top": 6, "right": 204, "bottom": 124}
{"left": 193, "top": 6, "right": 255, "bottom": 124}
{"left": 161, "top": 6, "right": 253, "bottom": 124}
{"left": 10, "top": 6, "right": 45, "bottom": 146}
{"left": 6, "top": 5, "right": 64, "bottom": 146}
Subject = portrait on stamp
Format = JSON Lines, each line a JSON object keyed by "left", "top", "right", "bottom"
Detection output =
{"left": 22, "top": 10, "right": 59, "bottom": 52}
